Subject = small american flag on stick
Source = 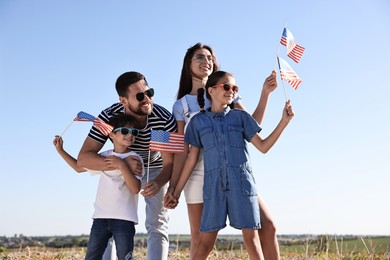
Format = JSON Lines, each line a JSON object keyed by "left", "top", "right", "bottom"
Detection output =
{"left": 277, "top": 57, "right": 302, "bottom": 90}
{"left": 280, "top": 27, "right": 305, "bottom": 63}
{"left": 149, "top": 130, "right": 184, "bottom": 153}
{"left": 74, "top": 111, "right": 113, "bottom": 136}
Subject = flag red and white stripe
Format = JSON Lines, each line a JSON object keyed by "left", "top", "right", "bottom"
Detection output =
{"left": 277, "top": 57, "right": 302, "bottom": 90}
{"left": 93, "top": 119, "right": 114, "bottom": 136}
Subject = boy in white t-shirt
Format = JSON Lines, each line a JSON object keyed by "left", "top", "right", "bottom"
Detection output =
{"left": 53, "top": 114, "right": 143, "bottom": 260}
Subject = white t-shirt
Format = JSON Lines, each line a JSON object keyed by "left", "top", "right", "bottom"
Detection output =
{"left": 87, "top": 150, "right": 144, "bottom": 224}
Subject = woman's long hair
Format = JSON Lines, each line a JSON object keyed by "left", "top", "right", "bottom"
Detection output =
{"left": 177, "top": 43, "right": 219, "bottom": 100}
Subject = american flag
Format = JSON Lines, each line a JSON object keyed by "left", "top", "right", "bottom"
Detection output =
{"left": 74, "top": 111, "right": 114, "bottom": 136}
{"left": 277, "top": 57, "right": 302, "bottom": 90}
{"left": 149, "top": 130, "right": 184, "bottom": 153}
{"left": 280, "top": 27, "right": 305, "bottom": 63}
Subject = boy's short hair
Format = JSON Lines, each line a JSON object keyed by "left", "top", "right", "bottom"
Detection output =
{"left": 108, "top": 114, "right": 135, "bottom": 130}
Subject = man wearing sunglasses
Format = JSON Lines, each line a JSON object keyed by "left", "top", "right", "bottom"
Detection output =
{"left": 77, "top": 71, "right": 177, "bottom": 260}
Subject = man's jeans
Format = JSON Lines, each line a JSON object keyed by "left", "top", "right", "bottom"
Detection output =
{"left": 142, "top": 167, "right": 169, "bottom": 260}
{"left": 85, "top": 219, "right": 135, "bottom": 260}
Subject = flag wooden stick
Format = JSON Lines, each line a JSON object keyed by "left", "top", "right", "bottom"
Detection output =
{"left": 146, "top": 150, "right": 151, "bottom": 184}
{"left": 280, "top": 78, "right": 288, "bottom": 101}
{"left": 60, "top": 119, "right": 74, "bottom": 137}
{"left": 274, "top": 51, "right": 281, "bottom": 72}
{"left": 276, "top": 56, "right": 288, "bottom": 101}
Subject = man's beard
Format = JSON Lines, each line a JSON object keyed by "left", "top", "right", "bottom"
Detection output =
{"left": 126, "top": 102, "right": 152, "bottom": 116}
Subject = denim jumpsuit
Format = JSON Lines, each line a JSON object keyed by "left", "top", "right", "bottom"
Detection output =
{"left": 185, "top": 107, "right": 261, "bottom": 232}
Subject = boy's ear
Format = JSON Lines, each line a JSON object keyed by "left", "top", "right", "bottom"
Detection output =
{"left": 108, "top": 131, "right": 115, "bottom": 139}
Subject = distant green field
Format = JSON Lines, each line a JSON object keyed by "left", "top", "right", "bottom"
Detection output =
{"left": 278, "top": 235, "right": 390, "bottom": 257}
{"left": 165, "top": 234, "right": 390, "bottom": 258}
{"left": 2, "top": 234, "right": 389, "bottom": 259}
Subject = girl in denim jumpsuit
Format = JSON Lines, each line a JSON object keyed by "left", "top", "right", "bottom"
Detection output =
{"left": 166, "top": 43, "right": 285, "bottom": 260}
{"left": 170, "top": 71, "right": 294, "bottom": 260}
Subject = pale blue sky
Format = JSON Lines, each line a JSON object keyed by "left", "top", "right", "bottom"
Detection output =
{"left": 1, "top": 0, "right": 389, "bottom": 237}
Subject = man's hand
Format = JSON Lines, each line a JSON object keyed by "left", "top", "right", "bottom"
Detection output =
{"left": 141, "top": 180, "right": 160, "bottom": 198}
{"left": 104, "top": 156, "right": 125, "bottom": 170}
{"left": 125, "top": 155, "right": 143, "bottom": 177}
